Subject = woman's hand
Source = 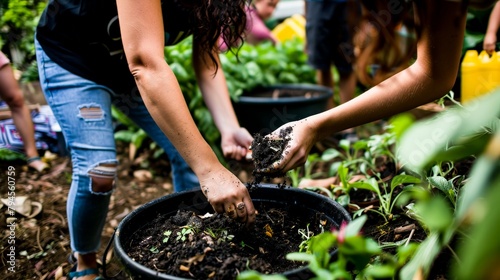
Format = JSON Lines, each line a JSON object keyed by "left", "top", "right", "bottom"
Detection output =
{"left": 483, "top": 32, "right": 497, "bottom": 54}
{"left": 256, "top": 119, "right": 318, "bottom": 174}
{"left": 199, "top": 166, "right": 256, "bottom": 226}
{"left": 221, "top": 127, "right": 253, "bottom": 160}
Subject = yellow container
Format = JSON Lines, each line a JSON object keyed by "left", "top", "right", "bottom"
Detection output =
{"left": 461, "top": 50, "right": 500, "bottom": 103}
{"left": 272, "top": 14, "right": 305, "bottom": 43}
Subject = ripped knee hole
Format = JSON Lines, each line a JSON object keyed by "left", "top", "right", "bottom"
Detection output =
{"left": 88, "top": 164, "right": 117, "bottom": 193}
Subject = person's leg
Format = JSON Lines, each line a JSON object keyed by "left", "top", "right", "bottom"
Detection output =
{"left": 331, "top": 1, "right": 357, "bottom": 106}
{"left": 113, "top": 89, "right": 199, "bottom": 192}
{"left": 36, "top": 40, "right": 116, "bottom": 278}
{"left": 315, "top": 68, "right": 334, "bottom": 108}
{"left": 331, "top": 2, "right": 358, "bottom": 140}
{"left": 0, "top": 54, "right": 47, "bottom": 172}
{"left": 306, "top": 0, "right": 336, "bottom": 108}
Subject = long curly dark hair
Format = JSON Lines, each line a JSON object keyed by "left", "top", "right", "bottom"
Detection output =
{"left": 174, "top": 0, "right": 247, "bottom": 72}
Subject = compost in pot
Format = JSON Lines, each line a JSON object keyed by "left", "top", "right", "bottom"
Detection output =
{"left": 115, "top": 186, "right": 351, "bottom": 280}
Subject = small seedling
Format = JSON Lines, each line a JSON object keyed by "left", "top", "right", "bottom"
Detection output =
{"left": 163, "top": 230, "right": 172, "bottom": 243}
{"left": 240, "top": 241, "right": 255, "bottom": 250}
{"left": 176, "top": 228, "right": 193, "bottom": 242}
{"left": 297, "top": 224, "right": 315, "bottom": 252}
{"left": 149, "top": 246, "right": 159, "bottom": 254}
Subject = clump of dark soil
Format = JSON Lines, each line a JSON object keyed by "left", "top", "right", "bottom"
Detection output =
{"left": 248, "top": 126, "right": 293, "bottom": 187}
{"left": 125, "top": 203, "right": 330, "bottom": 279}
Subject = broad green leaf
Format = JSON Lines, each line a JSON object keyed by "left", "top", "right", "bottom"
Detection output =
{"left": 362, "top": 264, "right": 396, "bottom": 279}
{"left": 321, "top": 148, "right": 342, "bottom": 161}
{"left": 390, "top": 174, "right": 422, "bottom": 191}
{"left": 414, "top": 196, "right": 453, "bottom": 232}
{"left": 454, "top": 172, "right": 500, "bottom": 280}
{"left": 397, "top": 89, "right": 500, "bottom": 172}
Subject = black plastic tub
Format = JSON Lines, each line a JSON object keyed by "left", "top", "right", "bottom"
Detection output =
{"left": 114, "top": 185, "right": 351, "bottom": 279}
{"left": 233, "top": 84, "right": 333, "bottom": 135}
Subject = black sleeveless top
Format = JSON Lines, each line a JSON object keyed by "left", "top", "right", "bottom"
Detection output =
{"left": 36, "top": 0, "right": 194, "bottom": 93}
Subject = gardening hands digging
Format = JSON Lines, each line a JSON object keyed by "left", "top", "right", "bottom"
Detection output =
{"left": 199, "top": 167, "right": 256, "bottom": 225}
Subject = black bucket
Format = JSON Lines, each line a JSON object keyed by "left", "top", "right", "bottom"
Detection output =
{"left": 233, "top": 84, "right": 333, "bottom": 135}
{"left": 114, "top": 185, "right": 351, "bottom": 279}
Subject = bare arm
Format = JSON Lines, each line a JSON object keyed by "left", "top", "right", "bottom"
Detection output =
{"left": 262, "top": 0, "right": 468, "bottom": 173}
{"left": 484, "top": 1, "right": 500, "bottom": 53}
{"left": 116, "top": 0, "right": 255, "bottom": 224}
{"left": 192, "top": 41, "right": 253, "bottom": 160}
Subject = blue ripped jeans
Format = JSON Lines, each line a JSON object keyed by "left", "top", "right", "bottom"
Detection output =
{"left": 35, "top": 39, "right": 199, "bottom": 254}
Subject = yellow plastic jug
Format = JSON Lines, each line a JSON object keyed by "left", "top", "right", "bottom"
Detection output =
{"left": 461, "top": 50, "right": 500, "bottom": 103}
{"left": 271, "top": 14, "right": 305, "bottom": 43}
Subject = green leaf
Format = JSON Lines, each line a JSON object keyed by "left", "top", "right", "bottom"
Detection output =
{"left": 345, "top": 215, "right": 367, "bottom": 238}
{"left": 0, "top": 148, "right": 26, "bottom": 161}
{"left": 390, "top": 174, "right": 421, "bottom": 192}
{"left": 399, "top": 232, "right": 442, "bottom": 279}
{"left": 321, "top": 148, "right": 342, "bottom": 161}
{"left": 414, "top": 196, "right": 453, "bottom": 232}
{"left": 131, "top": 129, "right": 148, "bottom": 150}
{"left": 362, "top": 264, "right": 397, "bottom": 279}
{"left": 454, "top": 172, "right": 500, "bottom": 280}
{"left": 114, "top": 130, "right": 134, "bottom": 143}
{"left": 389, "top": 113, "right": 415, "bottom": 140}
{"left": 397, "top": 89, "right": 500, "bottom": 172}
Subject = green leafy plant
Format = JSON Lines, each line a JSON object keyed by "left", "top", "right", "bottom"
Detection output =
{"left": 0, "top": 0, "right": 47, "bottom": 70}
{"left": 286, "top": 215, "right": 381, "bottom": 280}
{"left": 351, "top": 174, "right": 422, "bottom": 222}
{"left": 396, "top": 89, "right": 500, "bottom": 279}
{"left": 297, "top": 224, "right": 315, "bottom": 253}
{"left": 176, "top": 227, "right": 194, "bottom": 242}
{"left": 287, "top": 153, "right": 326, "bottom": 186}
{"left": 149, "top": 246, "right": 159, "bottom": 254}
{"left": 240, "top": 241, "right": 254, "bottom": 250}
{"left": 204, "top": 228, "right": 234, "bottom": 244}
{"left": 163, "top": 230, "right": 172, "bottom": 243}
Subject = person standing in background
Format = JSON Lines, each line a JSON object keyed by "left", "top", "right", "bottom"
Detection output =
{"left": 0, "top": 51, "right": 49, "bottom": 173}
{"left": 304, "top": 0, "right": 360, "bottom": 140}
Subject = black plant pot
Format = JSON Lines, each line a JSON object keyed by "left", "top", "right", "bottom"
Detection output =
{"left": 233, "top": 84, "right": 333, "bottom": 135}
{"left": 114, "top": 185, "right": 351, "bottom": 279}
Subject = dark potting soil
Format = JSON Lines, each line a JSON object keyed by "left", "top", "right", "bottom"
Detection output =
{"left": 248, "top": 126, "right": 293, "bottom": 188}
{"left": 125, "top": 203, "right": 332, "bottom": 279}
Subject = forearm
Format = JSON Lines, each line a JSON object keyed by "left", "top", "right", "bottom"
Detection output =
{"left": 193, "top": 46, "right": 241, "bottom": 135}
{"left": 311, "top": 0, "right": 467, "bottom": 140}
{"left": 486, "top": 2, "right": 500, "bottom": 37}
{"left": 135, "top": 63, "right": 221, "bottom": 175}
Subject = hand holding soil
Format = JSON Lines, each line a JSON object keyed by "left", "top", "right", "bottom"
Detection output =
{"left": 249, "top": 126, "right": 292, "bottom": 185}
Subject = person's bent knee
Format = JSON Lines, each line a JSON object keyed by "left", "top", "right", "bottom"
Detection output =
{"left": 87, "top": 161, "right": 117, "bottom": 194}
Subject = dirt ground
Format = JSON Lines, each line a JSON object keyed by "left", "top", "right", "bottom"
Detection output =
{"left": 0, "top": 142, "right": 212, "bottom": 279}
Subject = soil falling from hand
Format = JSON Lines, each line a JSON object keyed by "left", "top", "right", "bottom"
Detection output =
{"left": 248, "top": 126, "right": 293, "bottom": 189}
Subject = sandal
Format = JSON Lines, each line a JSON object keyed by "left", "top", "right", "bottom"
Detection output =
{"left": 68, "top": 267, "right": 105, "bottom": 280}
{"left": 27, "top": 156, "right": 50, "bottom": 173}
